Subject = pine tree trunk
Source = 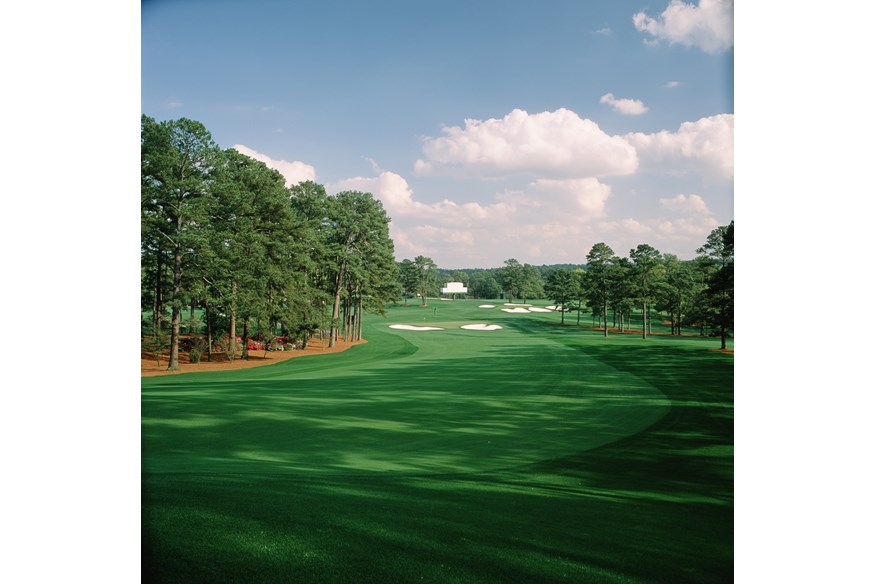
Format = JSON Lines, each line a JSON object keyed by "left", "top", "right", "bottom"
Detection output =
{"left": 648, "top": 305, "right": 652, "bottom": 335}
{"left": 330, "top": 261, "right": 346, "bottom": 348}
{"left": 642, "top": 302, "right": 647, "bottom": 339}
{"left": 153, "top": 246, "right": 162, "bottom": 335}
{"left": 242, "top": 318, "right": 249, "bottom": 360}
{"left": 229, "top": 281, "right": 237, "bottom": 361}
{"left": 357, "top": 293, "right": 364, "bottom": 341}
{"left": 168, "top": 241, "right": 183, "bottom": 370}
{"left": 205, "top": 298, "right": 212, "bottom": 362}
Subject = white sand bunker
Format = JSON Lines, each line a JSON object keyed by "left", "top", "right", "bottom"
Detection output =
{"left": 504, "top": 303, "right": 532, "bottom": 307}
{"left": 389, "top": 324, "right": 444, "bottom": 331}
{"left": 478, "top": 304, "right": 496, "bottom": 308}
{"left": 528, "top": 307, "right": 552, "bottom": 313}
{"left": 545, "top": 305, "right": 570, "bottom": 311}
{"left": 501, "top": 307, "right": 531, "bottom": 313}
{"left": 461, "top": 324, "right": 503, "bottom": 331}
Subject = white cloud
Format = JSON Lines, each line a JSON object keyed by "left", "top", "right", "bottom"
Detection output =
{"left": 624, "top": 114, "right": 734, "bottom": 180}
{"left": 333, "top": 172, "right": 611, "bottom": 224}
{"left": 415, "top": 108, "right": 638, "bottom": 179}
{"left": 527, "top": 178, "right": 612, "bottom": 216}
{"left": 600, "top": 93, "right": 649, "bottom": 115}
{"left": 165, "top": 100, "right": 182, "bottom": 109}
{"left": 654, "top": 193, "right": 719, "bottom": 243}
{"left": 633, "top": 0, "right": 733, "bottom": 53}
{"left": 331, "top": 172, "right": 417, "bottom": 215}
{"left": 594, "top": 27, "right": 612, "bottom": 35}
{"left": 659, "top": 193, "right": 711, "bottom": 215}
{"left": 232, "top": 144, "right": 316, "bottom": 187}
{"left": 330, "top": 170, "right": 617, "bottom": 266}
{"left": 664, "top": 80, "right": 682, "bottom": 88}
{"left": 654, "top": 216, "right": 720, "bottom": 240}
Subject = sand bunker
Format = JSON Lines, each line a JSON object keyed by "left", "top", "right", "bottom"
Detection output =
{"left": 528, "top": 307, "right": 552, "bottom": 313}
{"left": 461, "top": 324, "right": 503, "bottom": 331}
{"left": 478, "top": 304, "right": 496, "bottom": 308}
{"left": 389, "top": 324, "right": 444, "bottom": 331}
{"left": 501, "top": 307, "right": 531, "bottom": 313}
{"left": 504, "top": 303, "right": 532, "bottom": 307}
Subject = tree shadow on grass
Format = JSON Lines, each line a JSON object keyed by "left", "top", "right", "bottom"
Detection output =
{"left": 143, "top": 320, "right": 732, "bottom": 583}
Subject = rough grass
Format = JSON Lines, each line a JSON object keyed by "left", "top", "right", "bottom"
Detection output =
{"left": 142, "top": 300, "right": 733, "bottom": 583}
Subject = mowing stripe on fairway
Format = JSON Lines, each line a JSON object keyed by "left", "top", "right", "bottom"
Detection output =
{"left": 142, "top": 300, "right": 670, "bottom": 475}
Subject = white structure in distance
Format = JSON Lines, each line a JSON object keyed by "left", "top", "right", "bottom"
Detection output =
{"left": 440, "top": 281, "right": 468, "bottom": 295}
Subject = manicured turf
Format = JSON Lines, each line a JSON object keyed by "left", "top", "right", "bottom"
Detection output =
{"left": 142, "top": 300, "right": 733, "bottom": 583}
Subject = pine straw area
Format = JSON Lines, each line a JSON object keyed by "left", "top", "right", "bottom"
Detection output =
{"left": 141, "top": 336, "right": 366, "bottom": 377}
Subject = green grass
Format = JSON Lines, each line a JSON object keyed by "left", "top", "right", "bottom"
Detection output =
{"left": 142, "top": 299, "right": 733, "bottom": 583}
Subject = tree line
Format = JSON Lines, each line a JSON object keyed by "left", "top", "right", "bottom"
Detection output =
{"left": 141, "top": 115, "right": 398, "bottom": 369}
{"left": 143, "top": 115, "right": 733, "bottom": 370}
{"left": 396, "top": 223, "right": 733, "bottom": 349}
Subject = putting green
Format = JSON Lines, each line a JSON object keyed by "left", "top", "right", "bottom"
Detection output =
{"left": 142, "top": 301, "right": 670, "bottom": 475}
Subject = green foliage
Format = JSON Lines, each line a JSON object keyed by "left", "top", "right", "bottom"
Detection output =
{"left": 544, "top": 268, "right": 577, "bottom": 324}
{"left": 468, "top": 270, "right": 502, "bottom": 299}
{"left": 142, "top": 116, "right": 402, "bottom": 355}
{"left": 412, "top": 255, "right": 437, "bottom": 305}
{"left": 695, "top": 222, "right": 734, "bottom": 348}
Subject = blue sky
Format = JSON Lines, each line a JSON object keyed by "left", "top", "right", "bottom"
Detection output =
{"left": 142, "top": 0, "right": 734, "bottom": 268}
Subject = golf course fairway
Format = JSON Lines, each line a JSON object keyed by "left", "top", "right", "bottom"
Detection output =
{"left": 142, "top": 300, "right": 733, "bottom": 583}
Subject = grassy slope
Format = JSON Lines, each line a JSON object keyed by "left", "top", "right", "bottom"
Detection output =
{"left": 142, "top": 300, "right": 733, "bottom": 583}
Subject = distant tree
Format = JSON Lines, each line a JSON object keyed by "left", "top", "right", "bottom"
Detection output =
{"left": 500, "top": 259, "right": 524, "bottom": 302}
{"left": 572, "top": 268, "right": 587, "bottom": 325}
{"left": 629, "top": 244, "right": 664, "bottom": 339}
{"left": 468, "top": 271, "right": 501, "bottom": 299}
{"left": 446, "top": 270, "right": 469, "bottom": 286}
{"left": 520, "top": 264, "right": 544, "bottom": 303}
{"left": 398, "top": 259, "right": 419, "bottom": 305}
{"left": 582, "top": 242, "right": 616, "bottom": 337}
{"left": 413, "top": 255, "right": 438, "bottom": 306}
{"left": 607, "top": 257, "right": 635, "bottom": 332}
{"left": 544, "top": 268, "right": 577, "bottom": 325}
{"left": 696, "top": 222, "right": 734, "bottom": 349}
{"left": 658, "top": 254, "right": 698, "bottom": 335}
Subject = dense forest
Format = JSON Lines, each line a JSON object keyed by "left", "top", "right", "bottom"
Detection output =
{"left": 142, "top": 115, "right": 734, "bottom": 370}
{"left": 141, "top": 115, "right": 399, "bottom": 370}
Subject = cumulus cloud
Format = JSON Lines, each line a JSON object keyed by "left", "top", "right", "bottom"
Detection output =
{"left": 660, "top": 193, "right": 711, "bottom": 214}
{"left": 330, "top": 170, "right": 617, "bottom": 266}
{"left": 232, "top": 144, "right": 316, "bottom": 187}
{"left": 333, "top": 172, "right": 611, "bottom": 224}
{"left": 414, "top": 108, "right": 638, "bottom": 179}
{"left": 598, "top": 192, "right": 719, "bottom": 251}
{"left": 664, "top": 80, "right": 682, "bottom": 88}
{"left": 527, "top": 178, "right": 612, "bottom": 216}
{"left": 654, "top": 216, "right": 720, "bottom": 240}
{"left": 633, "top": 0, "right": 733, "bottom": 53}
{"left": 600, "top": 93, "right": 649, "bottom": 115}
{"left": 624, "top": 114, "right": 734, "bottom": 180}
{"left": 331, "top": 172, "right": 418, "bottom": 215}
{"left": 654, "top": 193, "right": 720, "bottom": 242}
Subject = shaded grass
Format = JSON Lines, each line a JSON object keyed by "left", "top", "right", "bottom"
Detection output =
{"left": 142, "top": 300, "right": 732, "bottom": 583}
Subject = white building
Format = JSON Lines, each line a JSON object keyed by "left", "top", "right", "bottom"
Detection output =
{"left": 440, "top": 281, "right": 468, "bottom": 296}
